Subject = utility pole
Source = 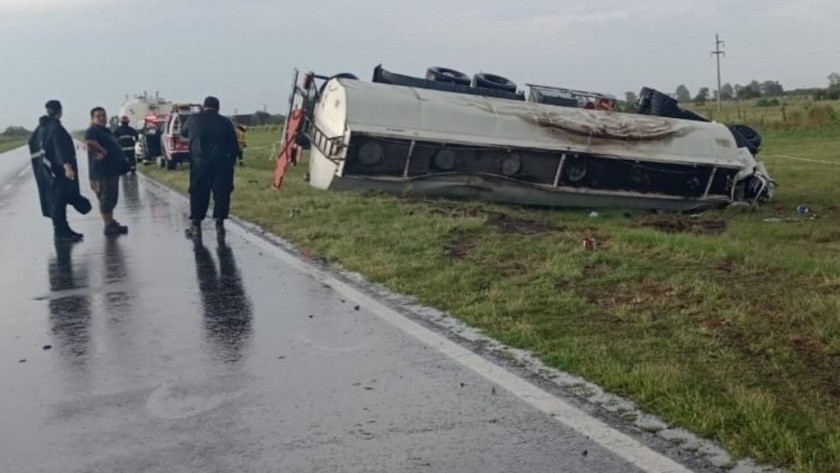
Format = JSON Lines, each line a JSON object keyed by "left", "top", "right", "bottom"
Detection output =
{"left": 711, "top": 33, "right": 725, "bottom": 112}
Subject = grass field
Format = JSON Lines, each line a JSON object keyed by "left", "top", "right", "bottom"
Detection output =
{"left": 143, "top": 126, "right": 840, "bottom": 473}
{"left": 0, "top": 136, "right": 25, "bottom": 154}
{"left": 688, "top": 97, "right": 840, "bottom": 129}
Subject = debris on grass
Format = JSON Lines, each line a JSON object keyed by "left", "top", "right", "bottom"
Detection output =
{"left": 640, "top": 217, "right": 727, "bottom": 235}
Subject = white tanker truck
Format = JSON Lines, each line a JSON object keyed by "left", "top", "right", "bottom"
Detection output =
{"left": 274, "top": 65, "right": 774, "bottom": 211}
{"left": 117, "top": 92, "right": 172, "bottom": 129}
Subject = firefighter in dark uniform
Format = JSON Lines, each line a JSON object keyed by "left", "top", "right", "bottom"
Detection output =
{"left": 181, "top": 96, "right": 239, "bottom": 239}
{"left": 28, "top": 100, "right": 92, "bottom": 242}
{"left": 114, "top": 115, "right": 139, "bottom": 173}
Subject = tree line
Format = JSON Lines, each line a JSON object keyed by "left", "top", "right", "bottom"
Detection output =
{"left": 1, "top": 126, "right": 31, "bottom": 138}
{"left": 625, "top": 73, "right": 840, "bottom": 105}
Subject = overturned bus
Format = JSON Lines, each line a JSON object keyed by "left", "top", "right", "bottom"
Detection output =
{"left": 274, "top": 65, "right": 774, "bottom": 211}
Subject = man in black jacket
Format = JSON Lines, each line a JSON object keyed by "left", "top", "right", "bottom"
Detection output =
{"left": 28, "top": 100, "right": 91, "bottom": 242}
{"left": 114, "top": 116, "right": 139, "bottom": 173}
{"left": 181, "top": 96, "right": 239, "bottom": 239}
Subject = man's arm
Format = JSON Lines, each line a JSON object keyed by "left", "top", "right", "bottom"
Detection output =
{"left": 85, "top": 140, "right": 107, "bottom": 159}
{"left": 52, "top": 129, "right": 77, "bottom": 180}
{"left": 227, "top": 122, "right": 239, "bottom": 161}
{"left": 84, "top": 129, "right": 108, "bottom": 159}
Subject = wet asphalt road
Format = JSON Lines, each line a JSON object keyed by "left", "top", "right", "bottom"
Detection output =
{"left": 0, "top": 145, "right": 682, "bottom": 473}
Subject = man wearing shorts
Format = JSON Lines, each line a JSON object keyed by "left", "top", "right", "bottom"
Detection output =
{"left": 84, "top": 107, "right": 129, "bottom": 236}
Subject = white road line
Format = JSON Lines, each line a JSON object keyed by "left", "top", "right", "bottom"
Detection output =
{"left": 233, "top": 226, "right": 696, "bottom": 473}
{"left": 140, "top": 174, "right": 696, "bottom": 473}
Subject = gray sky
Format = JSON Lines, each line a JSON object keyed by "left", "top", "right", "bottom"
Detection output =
{"left": 2, "top": 0, "right": 839, "bottom": 131}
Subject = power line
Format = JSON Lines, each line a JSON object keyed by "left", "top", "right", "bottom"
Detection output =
{"left": 711, "top": 33, "right": 725, "bottom": 112}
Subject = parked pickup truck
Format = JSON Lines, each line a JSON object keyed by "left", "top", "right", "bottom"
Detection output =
{"left": 159, "top": 104, "right": 201, "bottom": 170}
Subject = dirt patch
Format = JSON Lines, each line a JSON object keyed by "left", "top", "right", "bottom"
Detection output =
{"left": 814, "top": 231, "right": 840, "bottom": 243}
{"left": 407, "top": 201, "right": 560, "bottom": 236}
{"left": 640, "top": 217, "right": 727, "bottom": 235}
{"left": 402, "top": 199, "right": 486, "bottom": 218}
{"left": 557, "top": 263, "right": 612, "bottom": 292}
{"left": 579, "top": 280, "right": 692, "bottom": 310}
{"left": 821, "top": 282, "right": 840, "bottom": 294}
{"left": 583, "top": 263, "right": 610, "bottom": 279}
{"left": 716, "top": 260, "right": 738, "bottom": 274}
{"left": 444, "top": 228, "right": 477, "bottom": 259}
{"left": 443, "top": 228, "right": 528, "bottom": 277}
{"left": 485, "top": 212, "right": 557, "bottom": 235}
{"left": 498, "top": 261, "right": 528, "bottom": 277}
{"left": 789, "top": 335, "right": 840, "bottom": 396}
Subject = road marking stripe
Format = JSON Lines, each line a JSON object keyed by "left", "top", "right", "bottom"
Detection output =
{"left": 140, "top": 174, "right": 696, "bottom": 473}
{"left": 234, "top": 227, "right": 695, "bottom": 473}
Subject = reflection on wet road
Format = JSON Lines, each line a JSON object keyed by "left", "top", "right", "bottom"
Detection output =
{"left": 193, "top": 237, "right": 253, "bottom": 365}
{"left": 0, "top": 145, "right": 683, "bottom": 473}
{"left": 48, "top": 241, "right": 92, "bottom": 367}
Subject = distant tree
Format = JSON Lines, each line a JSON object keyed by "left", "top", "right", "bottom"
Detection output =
{"left": 2, "top": 126, "right": 30, "bottom": 137}
{"left": 624, "top": 91, "right": 637, "bottom": 105}
{"left": 675, "top": 84, "right": 691, "bottom": 102}
{"left": 828, "top": 72, "right": 840, "bottom": 87}
{"left": 736, "top": 81, "right": 760, "bottom": 100}
{"left": 720, "top": 83, "right": 734, "bottom": 100}
{"left": 760, "top": 80, "right": 784, "bottom": 97}
{"left": 253, "top": 111, "right": 271, "bottom": 125}
{"left": 694, "top": 87, "right": 710, "bottom": 104}
{"left": 252, "top": 111, "right": 284, "bottom": 126}
{"left": 788, "top": 87, "right": 823, "bottom": 97}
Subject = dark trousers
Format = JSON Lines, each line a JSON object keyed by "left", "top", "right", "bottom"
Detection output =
{"left": 189, "top": 157, "right": 234, "bottom": 222}
{"left": 50, "top": 177, "right": 69, "bottom": 231}
{"left": 37, "top": 162, "right": 90, "bottom": 234}
{"left": 124, "top": 149, "right": 136, "bottom": 169}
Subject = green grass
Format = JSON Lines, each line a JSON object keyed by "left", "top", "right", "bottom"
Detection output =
{"left": 143, "top": 127, "right": 840, "bottom": 473}
{"left": 0, "top": 136, "right": 26, "bottom": 154}
{"left": 687, "top": 97, "right": 840, "bottom": 129}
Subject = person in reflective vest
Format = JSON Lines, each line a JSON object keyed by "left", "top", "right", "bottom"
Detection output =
{"left": 28, "top": 100, "right": 92, "bottom": 242}
{"left": 114, "top": 115, "right": 139, "bottom": 173}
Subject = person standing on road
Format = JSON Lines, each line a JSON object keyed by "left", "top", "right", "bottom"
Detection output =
{"left": 181, "top": 96, "right": 239, "bottom": 239}
{"left": 114, "top": 116, "right": 139, "bottom": 173}
{"left": 28, "top": 100, "right": 92, "bottom": 242}
{"left": 84, "top": 107, "right": 129, "bottom": 236}
{"left": 235, "top": 124, "right": 247, "bottom": 166}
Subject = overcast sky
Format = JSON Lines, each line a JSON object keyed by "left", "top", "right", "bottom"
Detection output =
{"left": 2, "top": 0, "right": 839, "bottom": 130}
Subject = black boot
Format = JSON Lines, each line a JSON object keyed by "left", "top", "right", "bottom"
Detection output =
{"left": 185, "top": 221, "right": 202, "bottom": 239}
{"left": 54, "top": 224, "right": 83, "bottom": 243}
